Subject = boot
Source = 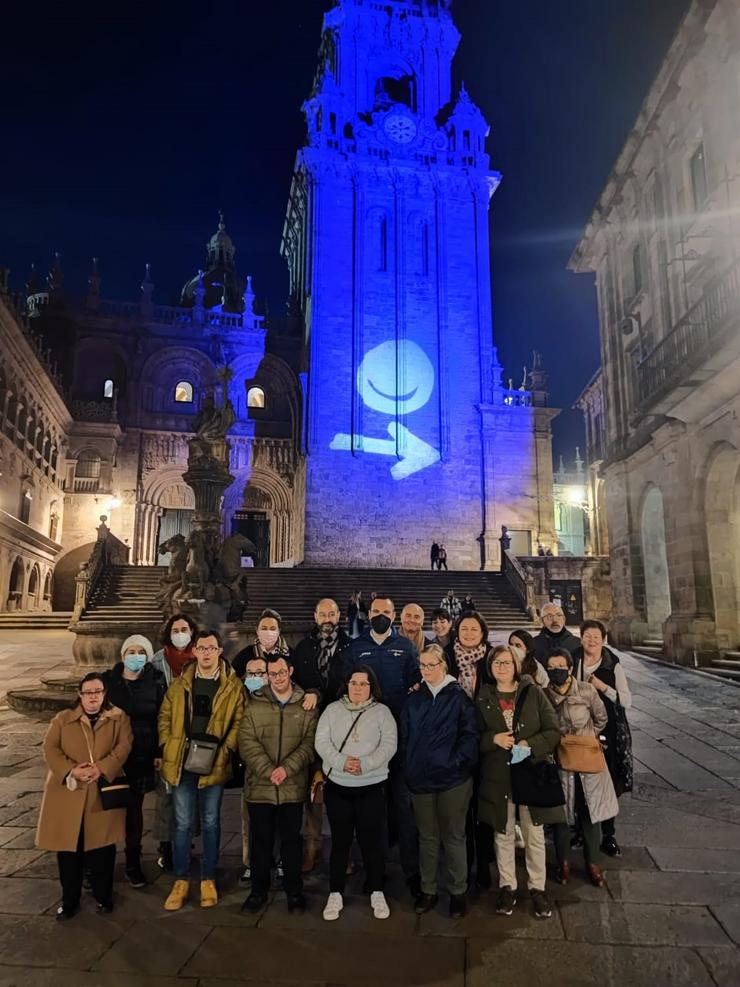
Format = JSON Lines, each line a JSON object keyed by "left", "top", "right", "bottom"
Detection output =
{"left": 556, "top": 861, "right": 571, "bottom": 885}
{"left": 587, "top": 864, "right": 606, "bottom": 888}
{"left": 200, "top": 879, "right": 218, "bottom": 908}
{"left": 125, "top": 847, "right": 147, "bottom": 888}
{"left": 301, "top": 846, "right": 320, "bottom": 874}
{"left": 164, "top": 880, "right": 189, "bottom": 911}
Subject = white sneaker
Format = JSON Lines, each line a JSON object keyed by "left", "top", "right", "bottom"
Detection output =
{"left": 370, "top": 891, "right": 390, "bottom": 919}
{"left": 515, "top": 823, "right": 525, "bottom": 849}
{"left": 323, "top": 892, "right": 343, "bottom": 921}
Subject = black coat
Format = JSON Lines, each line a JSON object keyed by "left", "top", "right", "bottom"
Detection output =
{"left": 532, "top": 627, "right": 581, "bottom": 665}
{"left": 292, "top": 628, "right": 352, "bottom": 709}
{"left": 104, "top": 662, "right": 166, "bottom": 789}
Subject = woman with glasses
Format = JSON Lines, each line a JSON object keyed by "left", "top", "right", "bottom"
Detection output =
{"left": 36, "top": 672, "right": 133, "bottom": 920}
{"left": 315, "top": 664, "right": 397, "bottom": 922}
{"left": 476, "top": 645, "right": 563, "bottom": 920}
{"left": 400, "top": 644, "right": 478, "bottom": 919}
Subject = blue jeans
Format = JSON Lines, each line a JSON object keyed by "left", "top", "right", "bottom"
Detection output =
{"left": 172, "top": 771, "right": 224, "bottom": 880}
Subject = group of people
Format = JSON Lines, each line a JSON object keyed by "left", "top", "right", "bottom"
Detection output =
{"left": 35, "top": 596, "right": 632, "bottom": 924}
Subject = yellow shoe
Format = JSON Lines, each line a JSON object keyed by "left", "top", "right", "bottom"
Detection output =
{"left": 200, "top": 879, "right": 218, "bottom": 908}
{"left": 164, "top": 879, "right": 189, "bottom": 911}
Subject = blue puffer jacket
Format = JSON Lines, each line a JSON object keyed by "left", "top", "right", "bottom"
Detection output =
{"left": 400, "top": 677, "right": 479, "bottom": 794}
{"left": 345, "top": 629, "right": 420, "bottom": 719}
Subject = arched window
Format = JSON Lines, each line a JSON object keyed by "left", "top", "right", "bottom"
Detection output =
{"left": 103, "top": 378, "right": 114, "bottom": 399}
{"left": 76, "top": 449, "right": 101, "bottom": 478}
{"left": 379, "top": 215, "right": 388, "bottom": 272}
{"left": 174, "top": 380, "right": 194, "bottom": 403}
{"left": 247, "top": 386, "right": 266, "bottom": 409}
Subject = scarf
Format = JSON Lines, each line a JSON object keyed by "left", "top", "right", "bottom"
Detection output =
{"left": 163, "top": 644, "right": 193, "bottom": 678}
{"left": 340, "top": 695, "right": 376, "bottom": 712}
{"left": 317, "top": 625, "right": 340, "bottom": 686}
{"left": 453, "top": 639, "right": 487, "bottom": 699}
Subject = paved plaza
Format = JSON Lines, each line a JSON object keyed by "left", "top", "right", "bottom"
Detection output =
{"left": 0, "top": 631, "right": 739, "bottom": 985}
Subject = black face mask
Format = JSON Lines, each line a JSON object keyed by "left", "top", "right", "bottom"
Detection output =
{"left": 548, "top": 668, "right": 570, "bottom": 687}
{"left": 370, "top": 614, "right": 392, "bottom": 635}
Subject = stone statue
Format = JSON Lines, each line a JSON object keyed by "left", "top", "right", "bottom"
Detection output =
{"left": 156, "top": 533, "right": 189, "bottom": 607}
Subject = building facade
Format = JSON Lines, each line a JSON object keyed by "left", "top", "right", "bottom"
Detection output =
{"left": 570, "top": 0, "right": 740, "bottom": 661}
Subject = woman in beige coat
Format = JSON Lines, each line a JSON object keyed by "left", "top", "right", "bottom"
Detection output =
{"left": 36, "top": 672, "right": 133, "bottom": 920}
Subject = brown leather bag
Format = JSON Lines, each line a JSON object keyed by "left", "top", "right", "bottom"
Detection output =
{"left": 558, "top": 734, "right": 606, "bottom": 774}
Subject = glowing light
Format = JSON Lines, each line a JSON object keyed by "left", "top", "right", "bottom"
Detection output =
{"left": 358, "top": 339, "right": 434, "bottom": 415}
{"left": 565, "top": 486, "right": 586, "bottom": 506}
{"left": 330, "top": 422, "right": 440, "bottom": 479}
{"left": 105, "top": 497, "right": 122, "bottom": 511}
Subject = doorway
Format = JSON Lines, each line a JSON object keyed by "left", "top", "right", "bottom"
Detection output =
{"left": 156, "top": 509, "right": 193, "bottom": 566}
{"left": 232, "top": 511, "right": 270, "bottom": 568}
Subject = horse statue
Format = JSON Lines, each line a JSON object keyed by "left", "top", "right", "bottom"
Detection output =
{"left": 184, "top": 529, "right": 210, "bottom": 599}
{"left": 156, "top": 533, "right": 188, "bottom": 608}
{"left": 216, "top": 533, "right": 257, "bottom": 583}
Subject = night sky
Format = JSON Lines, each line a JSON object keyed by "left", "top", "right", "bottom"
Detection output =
{"left": 2, "top": 0, "right": 690, "bottom": 460}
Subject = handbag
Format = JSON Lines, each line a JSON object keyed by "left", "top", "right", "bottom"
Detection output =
{"left": 508, "top": 686, "right": 565, "bottom": 808}
{"left": 182, "top": 690, "right": 231, "bottom": 777}
{"left": 558, "top": 734, "right": 607, "bottom": 774}
{"left": 81, "top": 720, "right": 131, "bottom": 811}
{"left": 311, "top": 708, "right": 368, "bottom": 804}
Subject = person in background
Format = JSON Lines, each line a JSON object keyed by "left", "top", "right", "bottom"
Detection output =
{"left": 476, "top": 645, "right": 563, "bottom": 920}
{"left": 430, "top": 541, "right": 440, "bottom": 571}
{"left": 401, "top": 644, "right": 478, "bottom": 919}
{"left": 315, "top": 665, "right": 397, "bottom": 922}
{"left": 508, "top": 629, "right": 550, "bottom": 689}
{"left": 36, "top": 672, "right": 133, "bottom": 919}
{"left": 437, "top": 544, "right": 449, "bottom": 571}
{"left": 103, "top": 635, "right": 166, "bottom": 888}
{"left": 431, "top": 608, "right": 453, "bottom": 649}
{"left": 231, "top": 608, "right": 292, "bottom": 678}
{"left": 238, "top": 653, "right": 268, "bottom": 886}
{"left": 573, "top": 620, "right": 632, "bottom": 858}
{"left": 461, "top": 594, "right": 476, "bottom": 614}
{"left": 399, "top": 603, "right": 426, "bottom": 656}
{"left": 440, "top": 588, "right": 461, "bottom": 622}
{"left": 545, "top": 648, "right": 618, "bottom": 888}
{"left": 533, "top": 603, "right": 580, "bottom": 665}
{"left": 151, "top": 613, "right": 198, "bottom": 872}
{"left": 292, "top": 597, "right": 352, "bottom": 874}
{"left": 347, "top": 591, "right": 367, "bottom": 639}
{"left": 158, "top": 629, "right": 246, "bottom": 911}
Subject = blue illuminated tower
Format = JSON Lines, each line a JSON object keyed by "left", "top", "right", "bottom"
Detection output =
{"left": 282, "top": 0, "right": 555, "bottom": 568}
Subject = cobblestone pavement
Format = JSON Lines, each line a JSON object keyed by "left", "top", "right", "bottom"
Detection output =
{"left": 0, "top": 631, "right": 739, "bottom": 986}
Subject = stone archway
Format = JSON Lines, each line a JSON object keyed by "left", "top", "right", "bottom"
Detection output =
{"left": 136, "top": 468, "right": 194, "bottom": 565}
{"left": 225, "top": 466, "right": 296, "bottom": 567}
{"left": 7, "top": 557, "right": 25, "bottom": 610}
{"left": 640, "top": 486, "right": 671, "bottom": 637}
{"left": 27, "top": 564, "right": 40, "bottom": 611}
{"left": 704, "top": 443, "right": 740, "bottom": 651}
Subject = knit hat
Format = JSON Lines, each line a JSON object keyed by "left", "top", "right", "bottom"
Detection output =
{"left": 120, "top": 634, "right": 154, "bottom": 660}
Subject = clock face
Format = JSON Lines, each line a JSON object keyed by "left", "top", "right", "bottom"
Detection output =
{"left": 384, "top": 114, "right": 418, "bottom": 145}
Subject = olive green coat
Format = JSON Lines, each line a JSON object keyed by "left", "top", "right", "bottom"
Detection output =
{"left": 158, "top": 659, "right": 245, "bottom": 788}
{"left": 475, "top": 677, "right": 566, "bottom": 833}
{"left": 238, "top": 683, "right": 318, "bottom": 805}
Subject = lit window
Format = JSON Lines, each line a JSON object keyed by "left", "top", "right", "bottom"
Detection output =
{"left": 175, "top": 380, "right": 194, "bottom": 403}
{"left": 103, "top": 378, "right": 114, "bottom": 399}
{"left": 247, "top": 386, "right": 265, "bottom": 409}
{"left": 77, "top": 449, "right": 101, "bottom": 478}
{"left": 690, "top": 143, "right": 707, "bottom": 208}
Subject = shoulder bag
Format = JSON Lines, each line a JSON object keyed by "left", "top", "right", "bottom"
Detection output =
{"left": 182, "top": 692, "right": 235, "bottom": 777}
{"left": 557, "top": 734, "right": 607, "bottom": 774}
{"left": 311, "top": 708, "right": 367, "bottom": 804}
{"left": 81, "top": 720, "right": 131, "bottom": 811}
{"left": 508, "top": 686, "right": 565, "bottom": 808}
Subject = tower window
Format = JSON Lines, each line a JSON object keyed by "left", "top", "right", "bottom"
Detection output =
{"left": 103, "top": 378, "right": 114, "bottom": 399}
{"left": 76, "top": 449, "right": 101, "bottom": 479}
{"left": 379, "top": 216, "right": 388, "bottom": 272}
{"left": 375, "top": 74, "right": 415, "bottom": 110}
{"left": 247, "top": 386, "right": 265, "bottom": 409}
{"left": 690, "top": 143, "right": 707, "bottom": 208}
{"left": 175, "top": 380, "right": 194, "bottom": 403}
{"left": 463, "top": 130, "right": 471, "bottom": 151}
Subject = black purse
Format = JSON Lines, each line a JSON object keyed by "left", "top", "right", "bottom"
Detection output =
{"left": 98, "top": 775, "right": 131, "bottom": 810}
{"left": 509, "top": 686, "right": 565, "bottom": 809}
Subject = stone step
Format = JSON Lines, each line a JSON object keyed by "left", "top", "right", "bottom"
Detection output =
{"left": 6, "top": 688, "right": 76, "bottom": 717}
{"left": 643, "top": 638, "right": 665, "bottom": 647}
{"left": 711, "top": 658, "right": 740, "bottom": 669}
{"left": 705, "top": 666, "right": 740, "bottom": 681}
{"left": 0, "top": 611, "right": 72, "bottom": 628}
{"left": 40, "top": 671, "right": 109, "bottom": 693}
{"left": 724, "top": 650, "right": 740, "bottom": 660}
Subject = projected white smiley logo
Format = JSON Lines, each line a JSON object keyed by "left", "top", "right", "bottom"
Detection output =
{"left": 359, "top": 339, "right": 435, "bottom": 416}
{"left": 330, "top": 338, "right": 440, "bottom": 480}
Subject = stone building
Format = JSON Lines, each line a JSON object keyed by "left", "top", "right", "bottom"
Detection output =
{"left": 570, "top": 0, "right": 740, "bottom": 662}
{"left": 553, "top": 451, "right": 587, "bottom": 558}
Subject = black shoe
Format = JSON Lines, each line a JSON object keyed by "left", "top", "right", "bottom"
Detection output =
{"left": 286, "top": 893, "right": 306, "bottom": 914}
{"left": 449, "top": 894, "right": 467, "bottom": 919}
{"left": 82, "top": 869, "right": 93, "bottom": 892}
{"left": 406, "top": 874, "right": 421, "bottom": 899}
{"left": 125, "top": 847, "right": 147, "bottom": 888}
{"left": 601, "top": 835, "right": 622, "bottom": 858}
{"left": 56, "top": 904, "right": 78, "bottom": 921}
{"left": 241, "top": 892, "right": 268, "bottom": 914}
{"left": 495, "top": 886, "right": 517, "bottom": 916}
{"left": 530, "top": 888, "right": 552, "bottom": 919}
{"left": 157, "top": 841, "right": 173, "bottom": 872}
{"left": 414, "top": 892, "right": 438, "bottom": 915}
{"left": 475, "top": 867, "right": 491, "bottom": 891}
{"left": 95, "top": 901, "right": 114, "bottom": 914}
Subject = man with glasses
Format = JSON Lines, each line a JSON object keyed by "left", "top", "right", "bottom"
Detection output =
{"left": 291, "top": 597, "right": 352, "bottom": 873}
{"left": 158, "top": 629, "right": 245, "bottom": 912}
{"left": 239, "top": 654, "right": 318, "bottom": 914}
{"left": 345, "top": 595, "right": 422, "bottom": 897}
{"left": 533, "top": 602, "right": 580, "bottom": 664}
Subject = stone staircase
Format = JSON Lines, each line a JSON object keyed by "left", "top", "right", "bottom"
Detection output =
{"left": 0, "top": 611, "right": 73, "bottom": 631}
{"left": 706, "top": 649, "right": 740, "bottom": 682}
{"left": 632, "top": 637, "right": 665, "bottom": 659}
{"left": 82, "top": 565, "right": 165, "bottom": 625}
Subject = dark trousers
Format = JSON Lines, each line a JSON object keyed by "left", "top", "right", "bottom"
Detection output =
{"left": 57, "top": 824, "right": 116, "bottom": 910}
{"left": 601, "top": 817, "right": 616, "bottom": 838}
{"left": 465, "top": 776, "right": 494, "bottom": 882}
{"left": 125, "top": 790, "right": 146, "bottom": 850}
{"left": 248, "top": 801, "right": 304, "bottom": 896}
{"left": 554, "top": 775, "right": 602, "bottom": 867}
{"left": 388, "top": 755, "right": 419, "bottom": 880}
{"left": 438, "top": 560, "right": 448, "bottom": 570}
{"left": 325, "top": 780, "right": 386, "bottom": 893}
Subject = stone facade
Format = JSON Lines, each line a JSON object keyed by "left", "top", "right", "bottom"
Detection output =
{"left": 570, "top": 0, "right": 740, "bottom": 662}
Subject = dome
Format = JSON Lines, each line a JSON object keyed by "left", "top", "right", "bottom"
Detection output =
{"left": 180, "top": 211, "right": 244, "bottom": 313}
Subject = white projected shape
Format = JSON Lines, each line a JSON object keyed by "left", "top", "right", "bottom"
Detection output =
{"left": 359, "top": 339, "right": 434, "bottom": 415}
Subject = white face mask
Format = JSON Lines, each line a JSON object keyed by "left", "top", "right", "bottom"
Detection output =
{"left": 171, "top": 631, "right": 191, "bottom": 650}
{"left": 258, "top": 629, "right": 280, "bottom": 650}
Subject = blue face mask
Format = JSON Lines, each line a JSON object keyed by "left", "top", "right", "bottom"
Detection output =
{"left": 244, "top": 675, "right": 265, "bottom": 693}
{"left": 123, "top": 654, "right": 147, "bottom": 674}
{"left": 510, "top": 744, "right": 531, "bottom": 765}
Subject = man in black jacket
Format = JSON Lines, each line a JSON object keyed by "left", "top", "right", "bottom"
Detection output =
{"left": 291, "top": 597, "right": 352, "bottom": 873}
{"left": 532, "top": 602, "right": 580, "bottom": 664}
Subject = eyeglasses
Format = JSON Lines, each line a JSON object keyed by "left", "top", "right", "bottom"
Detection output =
{"left": 80, "top": 689, "right": 104, "bottom": 697}
{"left": 420, "top": 660, "right": 442, "bottom": 670}
{"left": 195, "top": 646, "right": 220, "bottom": 655}
{"left": 268, "top": 669, "right": 289, "bottom": 680}
{"left": 492, "top": 660, "right": 514, "bottom": 668}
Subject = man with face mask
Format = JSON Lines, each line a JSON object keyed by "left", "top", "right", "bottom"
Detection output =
{"left": 239, "top": 655, "right": 268, "bottom": 886}
{"left": 291, "top": 598, "right": 352, "bottom": 873}
{"left": 345, "top": 596, "right": 421, "bottom": 897}
{"left": 533, "top": 603, "right": 581, "bottom": 665}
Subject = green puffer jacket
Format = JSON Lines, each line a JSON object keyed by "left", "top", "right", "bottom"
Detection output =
{"left": 476, "top": 676, "right": 566, "bottom": 833}
{"left": 238, "top": 683, "right": 318, "bottom": 805}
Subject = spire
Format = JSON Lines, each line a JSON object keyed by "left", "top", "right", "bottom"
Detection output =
{"left": 47, "top": 252, "right": 63, "bottom": 294}
{"left": 575, "top": 447, "right": 584, "bottom": 474}
{"left": 243, "top": 275, "right": 255, "bottom": 317}
{"left": 86, "top": 257, "right": 101, "bottom": 310}
{"left": 140, "top": 262, "right": 154, "bottom": 316}
{"left": 26, "top": 263, "right": 41, "bottom": 298}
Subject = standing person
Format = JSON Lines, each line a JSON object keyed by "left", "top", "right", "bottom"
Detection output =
{"left": 345, "top": 594, "right": 421, "bottom": 897}
{"left": 315, "top": 665, "right": 397, "bottom": 922}
{"left": 231, "top": 608, "right": 292, "bottom": 678}
{"left": 545, "top": 648, "right": 618, "bottom": 888}
{"left": 240, "top": 654, "right": 319, "bottom": 914}
{"left": 347, "top": 591, "right": 367, "bottom": 639}
{"left": 151, "top": 613, "right": 199, "bottom": 872}
{"left": 158, "top": 630, "right": 246, "bottom": 911}
{"left": 401, "top": 644, "right": 478, "bottom": 919}
{"left": 573, "top": 620, "right": 633, "bottom": 857}
{"left": 103, "top": 635, "right": 166, "bottom": 888}
{"left": 476, "top": 646, "right": 564, "bottom": 919}
{"left": 533, "top": 603, "right": 581, "bottom": 665}
{"left": 238, "top": 653, "right": 269, "bottom": 886}
{"left": 430, "top": 541, "right": 440, "bottom": 570}
{"left": 508, "top": 629, "right": 550, "bottom": 688}
{"left": 437, "top": 544, "right": 448, "bottom": 571}
{"left": 499, "top": 525, "right": 511, "bottom": 570}
{"left": 431, "top": 608, "right": 453, "bottom": 648}
{"left": 461, "top": 594, "right": 476, "bottom": 614}
{"left": 36, "top": 672, "right": 133, "bottom": 919}
{"left": 440, "top": 588, "right": 461, "bottom": 622}
{"left": 399, "top": 602, "right": 426, "bottom": 655}
{"left": 292, "top": 597, "right": 352, "bottom": 873}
